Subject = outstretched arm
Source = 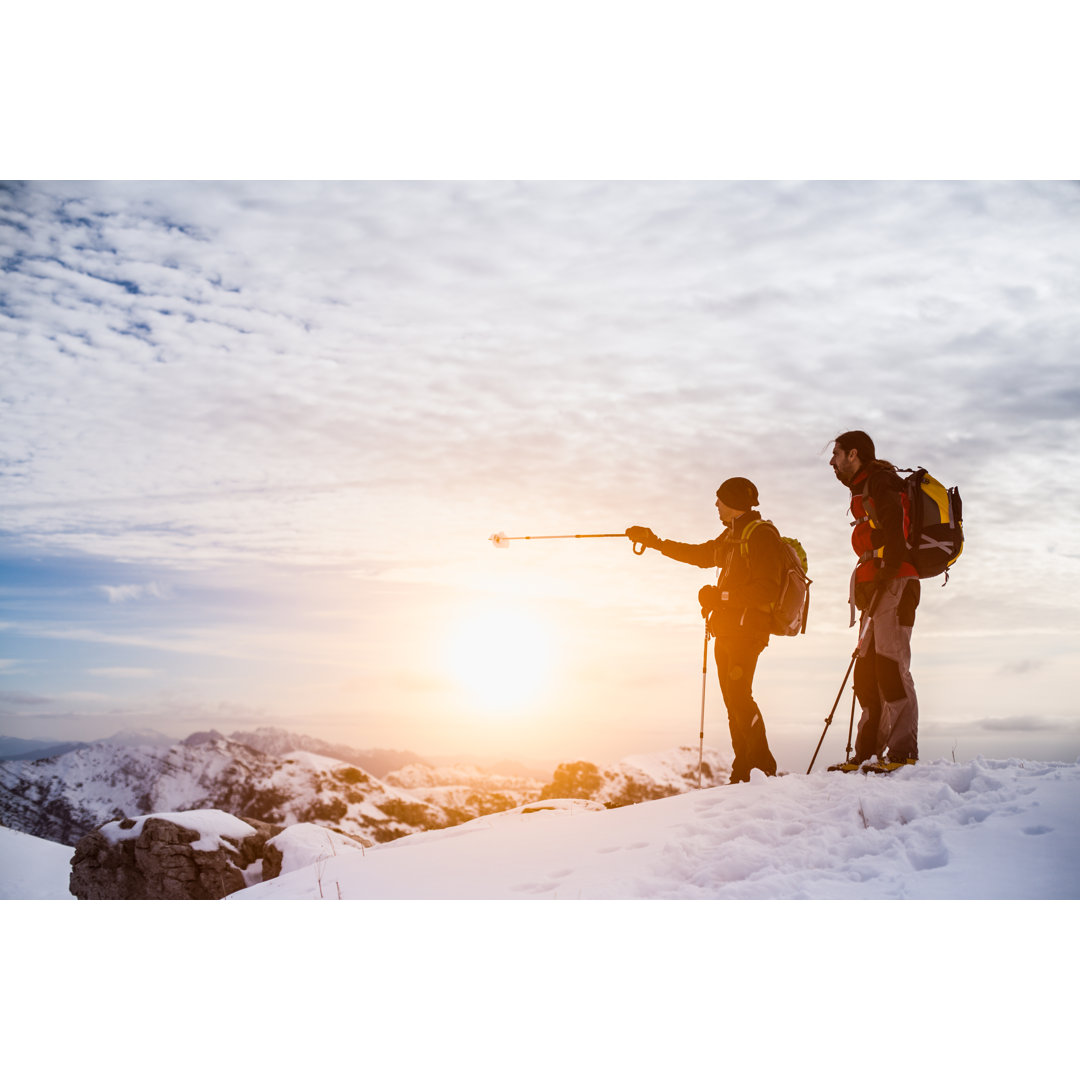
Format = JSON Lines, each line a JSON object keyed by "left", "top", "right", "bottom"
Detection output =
{"left": 626, "top": 527, "right": 722, "bottom": 569}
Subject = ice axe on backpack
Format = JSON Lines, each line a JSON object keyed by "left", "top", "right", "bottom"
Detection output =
{"left": 806, "top": 585, "right": 884, "bottom": 773}
{"left": 490, "top": 531, "right": 648, "bottom": 554}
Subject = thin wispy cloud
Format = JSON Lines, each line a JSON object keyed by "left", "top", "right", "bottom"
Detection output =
{"left": 99, "top": 583, "right": 172, "bottom": 604}
{"left": 977, "top": 716, "right": 1068, "bottom": 733}
{"left": 85, "top": 668, "right": 157, "bottom": 679}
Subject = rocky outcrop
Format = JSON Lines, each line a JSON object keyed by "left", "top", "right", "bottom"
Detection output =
{"left": 69, "top": 812, "right": 283, "bottom": 900}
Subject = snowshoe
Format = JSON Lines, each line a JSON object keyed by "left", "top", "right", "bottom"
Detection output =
{"left": 861, "top": 758, "right": 916, "bottom": 775}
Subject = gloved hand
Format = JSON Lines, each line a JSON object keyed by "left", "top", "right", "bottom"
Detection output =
{"left": 698, "top": 584, "right": 721, "bottom": 619}
{"left": 626, "top": 526, "right": 659, "bottom": 550}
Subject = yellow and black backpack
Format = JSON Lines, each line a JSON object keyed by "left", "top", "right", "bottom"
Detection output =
{"left": 900, "top": 467, "right": 964, "bottom": 581}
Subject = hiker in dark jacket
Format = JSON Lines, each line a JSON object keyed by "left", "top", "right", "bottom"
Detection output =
{"left": 627, "top": 477, "right": 781, "bottom": 783}
{"left": 829, "top": 430, "right": 920, "bottom": 772}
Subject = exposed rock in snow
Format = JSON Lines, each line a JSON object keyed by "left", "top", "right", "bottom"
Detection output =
{"left": 69, "top": 810, "right": 281, "bottom": 900}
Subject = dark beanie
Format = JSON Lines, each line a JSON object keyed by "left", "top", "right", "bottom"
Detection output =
{"left": 716, "top": 477, "right": 759, "bottom": 511}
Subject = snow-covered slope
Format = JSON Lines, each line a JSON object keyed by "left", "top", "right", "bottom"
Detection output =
{"left": 229, "top": 758, "right": 1080, "bottom": 900}
{"left": 0, "top": 825, "right": 75, "bottom": 900}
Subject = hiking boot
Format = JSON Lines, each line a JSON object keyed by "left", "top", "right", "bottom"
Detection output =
{"left": 862, "top": 758, "right": 917, "bottom": 774}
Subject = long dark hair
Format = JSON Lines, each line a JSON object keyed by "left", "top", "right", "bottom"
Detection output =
{"left": 835, "top": 430, "right": 897, "bottom": 471}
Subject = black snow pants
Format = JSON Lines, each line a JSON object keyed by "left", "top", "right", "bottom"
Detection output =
{"left": 714, "top": 632, "right": 777, "bottom": 783}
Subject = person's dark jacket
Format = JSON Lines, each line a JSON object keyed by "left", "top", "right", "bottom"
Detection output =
{"left": 653, "top": 510, "right": 783, "bottom": 638}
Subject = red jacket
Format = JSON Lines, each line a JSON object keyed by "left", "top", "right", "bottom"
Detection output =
{"left": 848, "top": 465, "right": 918, "bottom": 584}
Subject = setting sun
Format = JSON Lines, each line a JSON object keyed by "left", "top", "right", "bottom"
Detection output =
{"left": 445, "top": 606, "right": 554, "bottom": 710}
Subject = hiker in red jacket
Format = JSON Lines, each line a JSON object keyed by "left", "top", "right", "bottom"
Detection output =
{"left": 829, "top": 431, "right": 920, "bottom": 772}
{"left": 627, "top": 477, "right": 781, "bottom": 783}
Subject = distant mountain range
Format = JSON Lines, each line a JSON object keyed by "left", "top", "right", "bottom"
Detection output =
{"left": 0, "top": 726, "right": 428, "bottom": 776}
{"left": 0, "top": 729, "right": 175, "bottom": 762}
{"left": 0, "top": 738, "right": 93, "bottom": 762}
{"left": 0, "top": 730, "right": 457, "bottom": 848}
{"left": 0, "top": 724, "right": 733, "bottom": 850}
{"left": 227, "top": 727, "right": 427, "bottom": 778}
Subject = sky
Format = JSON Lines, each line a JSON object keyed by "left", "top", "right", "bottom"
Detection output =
{"left": 3, "top": 179, "right": 1079, "bottom": 771}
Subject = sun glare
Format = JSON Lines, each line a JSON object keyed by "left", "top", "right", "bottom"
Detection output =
{"left": 446, "top": 607, "right": 553, "bottom": 710}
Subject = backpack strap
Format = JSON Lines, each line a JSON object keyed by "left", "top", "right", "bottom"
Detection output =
{"left": 736, "top": 519, "right": 783, "bottom": 619}
{"left": 737, "top": 517, "right": 778, "bottom": 560}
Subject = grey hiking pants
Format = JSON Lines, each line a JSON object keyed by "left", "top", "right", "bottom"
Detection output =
{"left": 853, "top": 577, "right": 920, "bottom": 763}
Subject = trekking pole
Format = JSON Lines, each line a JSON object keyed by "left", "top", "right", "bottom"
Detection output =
{"left": 806, "top": 651, "right": 859, "bottom": 773}
{"left": 844, "top": 686, "right": 857, "bottom": 762}
{"left": 806, "top": 586, "right": 883, "bottom": 774}
{"left": 490, "top": 531, "right": 647, "bottom": 554}
{"left": 698, "top": 626, "right": 711, "bottom": 788}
